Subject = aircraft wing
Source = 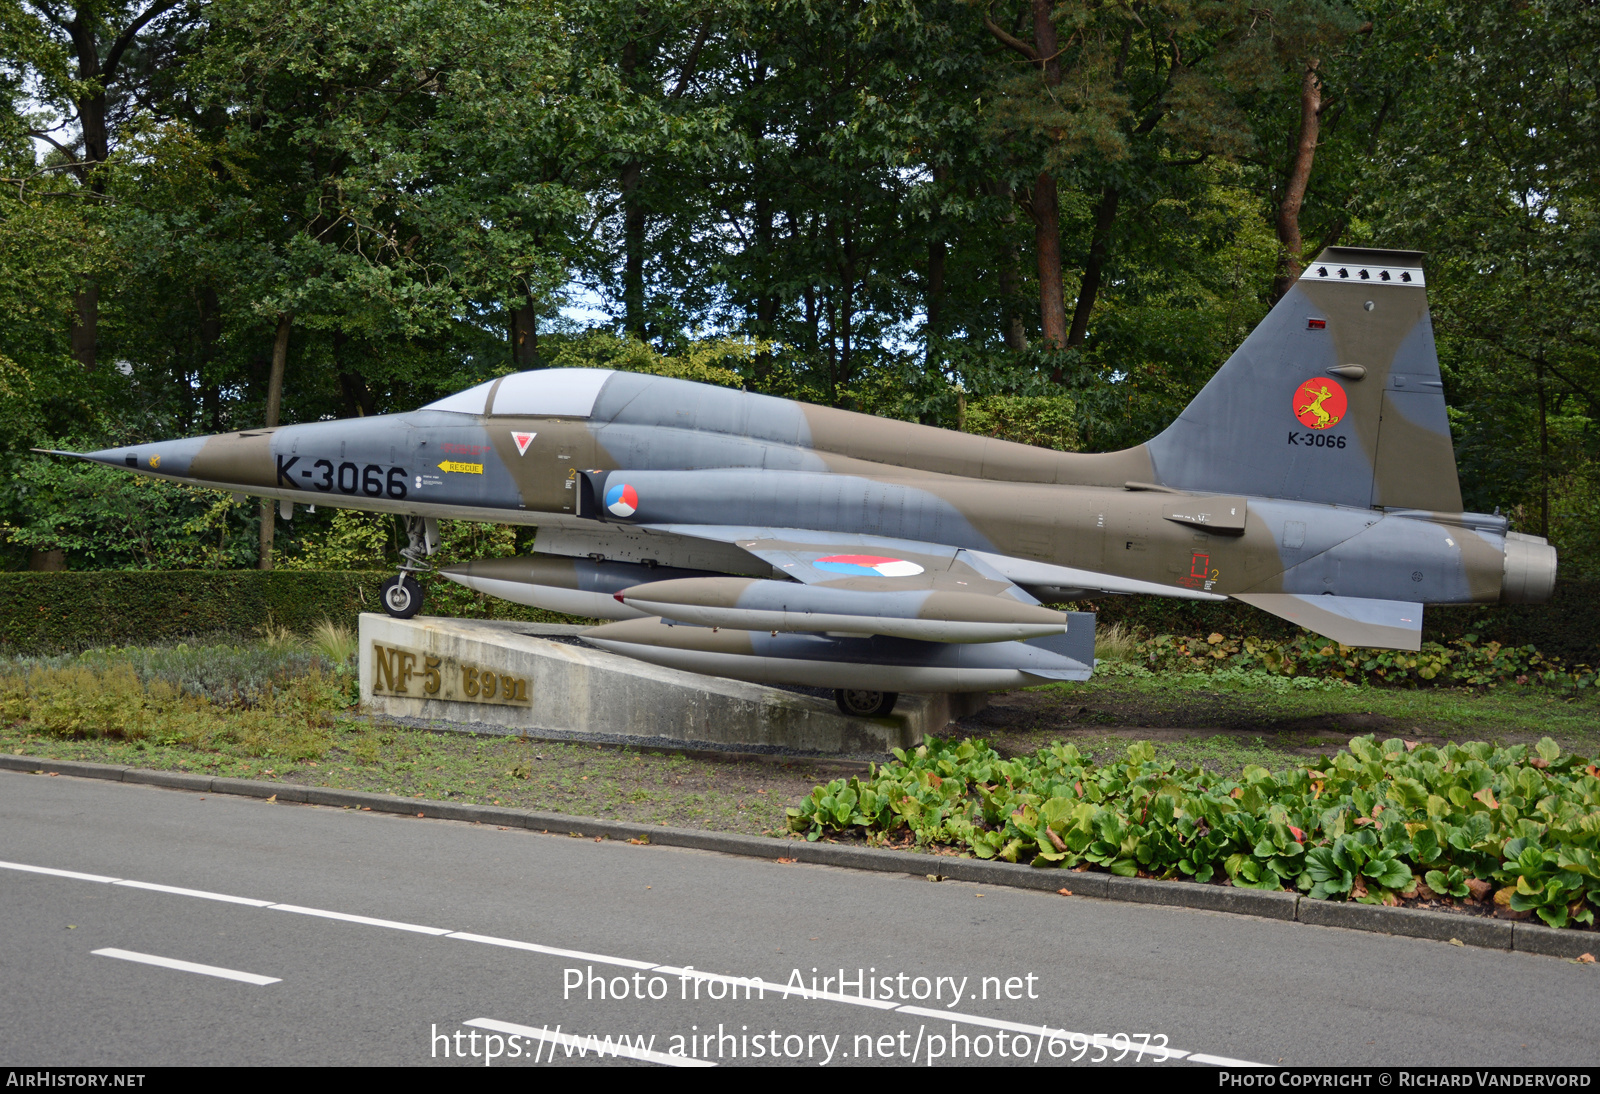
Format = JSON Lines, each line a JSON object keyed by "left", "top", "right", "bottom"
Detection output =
{"left": 581, "top": 525, "right": 1231, "bottom": 686}
{"left": 583, "top": 526, "right": 1104, "bottom": 685}
{"left": 638, "top": 525, "right": 1228, "bottom": 601}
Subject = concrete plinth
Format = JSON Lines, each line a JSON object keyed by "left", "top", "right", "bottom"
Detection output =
{"left": 357, "top": 614, "right": 985, "bottom": 754}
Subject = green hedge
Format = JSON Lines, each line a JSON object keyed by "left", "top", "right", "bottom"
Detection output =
{"left": 0, "top": 571, "right": 388, "bottom": 653}
{"left": 0, "top": 570, "right": 586, "bottom": 654}
{"left": 1072, "top": 579, "right": 1599, "bottom": 668}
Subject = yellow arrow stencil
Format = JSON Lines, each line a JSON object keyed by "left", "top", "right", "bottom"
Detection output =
{"left": 438, "top": 461, "right": 483, "bottom": 474}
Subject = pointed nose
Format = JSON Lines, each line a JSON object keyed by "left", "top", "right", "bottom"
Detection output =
{"left": 60, "top": 437, "right": 209, "bottom": 477}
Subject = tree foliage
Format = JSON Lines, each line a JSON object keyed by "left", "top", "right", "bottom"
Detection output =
{"left": 0, "top": 0, "right": 1590, "bottom": 575}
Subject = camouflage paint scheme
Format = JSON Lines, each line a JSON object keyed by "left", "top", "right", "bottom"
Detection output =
{"left": 62, "top": 248, "right": 1557, "bottom": 691}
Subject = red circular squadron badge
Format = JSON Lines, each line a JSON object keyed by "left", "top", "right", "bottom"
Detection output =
{"left": 1292, "top": 377, "right": 1347, "bottom": 430}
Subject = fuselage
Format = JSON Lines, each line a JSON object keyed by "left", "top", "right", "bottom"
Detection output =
{"left": 82, "top": 368, "right": 1549, "bottom": 607}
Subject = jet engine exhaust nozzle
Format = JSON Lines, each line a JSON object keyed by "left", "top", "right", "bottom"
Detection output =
{"left": 1502, "top": 532, "right": 1557, "bottom": 604}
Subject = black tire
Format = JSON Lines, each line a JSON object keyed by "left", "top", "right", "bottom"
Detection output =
{"left": 380, "top": 574, "right": 424, "bottom": 619}
{"left": 834, "top": 689, "right": 898, "bottom": 718}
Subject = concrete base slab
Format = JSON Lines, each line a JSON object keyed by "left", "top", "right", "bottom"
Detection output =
{"left": 357, "top": 614, "right": 986, "bottom": 754}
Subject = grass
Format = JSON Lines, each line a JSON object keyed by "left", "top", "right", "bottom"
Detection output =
{"left": 0, "top": 717, "right": 835, "bottom": 836}
{"left": 960, "top": 670, "right": 1600, "bottom": 778}
{"left": 1067, "top": 670, "right": 1600, "bottom": 740}
{"left": 1093, "top": 621, "right": 1139, "bottom": 662}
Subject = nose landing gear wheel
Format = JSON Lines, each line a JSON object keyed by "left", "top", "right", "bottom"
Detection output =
{"left": 380, "top": 574, "right": 424, "bottom": 619}
{"left": 834, "top": 689, "right": 898, "bottom": 718}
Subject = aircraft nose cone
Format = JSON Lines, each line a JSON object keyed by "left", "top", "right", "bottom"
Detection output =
{"left": 86, "top": 443, "right": 163, "bottom": 473}
{"left": 49, "top": 437, "right": 206, "bottom": 477}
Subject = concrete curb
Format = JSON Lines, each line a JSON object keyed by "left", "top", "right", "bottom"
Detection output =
{"left": 1297, "top": 898, "right": 1514, "bottom": 950}
{"left": 5, "top": 752, "right": 1597, "bottom": 962}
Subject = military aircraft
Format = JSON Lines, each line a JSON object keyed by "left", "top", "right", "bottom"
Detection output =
{"left": 53, "top": 247, "right": 1557, "bottom": 717}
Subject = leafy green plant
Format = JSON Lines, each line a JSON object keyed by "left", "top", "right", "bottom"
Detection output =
{"left": 1133, "top": 631, "right": 1595, "bottom": 690}
{"left": 790, "top": 734, "right": 1600, "bottom": 928}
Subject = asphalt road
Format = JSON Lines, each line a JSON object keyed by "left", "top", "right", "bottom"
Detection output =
{"left": 0, "top": 770, "right": 1594, "bottom": 1068}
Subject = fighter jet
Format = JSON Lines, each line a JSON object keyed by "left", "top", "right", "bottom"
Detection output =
{"left": 53, "top": 247, "right": 1557, "bottom": 716}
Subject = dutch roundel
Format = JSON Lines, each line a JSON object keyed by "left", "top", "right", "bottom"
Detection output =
{"left": 605, "top": 482, "right": 639, "bottom": 517}
{"left": 813, "top": 554, "right": 925, "bottom": 577}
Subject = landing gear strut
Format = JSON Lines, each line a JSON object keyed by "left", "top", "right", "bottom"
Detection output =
{"left": 381, "top": 515, "right": 439, "bottom": 619}
{"left": 834, "top": 689, "right": 898, "bottom": 718}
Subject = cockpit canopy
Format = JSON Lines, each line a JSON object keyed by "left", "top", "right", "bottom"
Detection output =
{"left": 421, "top": 367, "right": 613, "bottom": 417}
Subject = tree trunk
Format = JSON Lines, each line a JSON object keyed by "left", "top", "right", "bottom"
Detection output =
{"left": 1031, "top": 0, "right": 1066, "bottom": 350}
{"left": 1032, "top": 173, "right": 1067, "bottom": 348}
{"left": 69, "top": 20, "right": 108, "bottom": 372}
{"left": 986, "top": 5, "right": 1067, "bottom": 352}
{"left": 29, "top": 548, "right": 66, "bottom": 571}
{"left": 620, "top": 33, "right": 645, "bottom": 341}
{"left": 258, "top": 311, "right": 291, "bottom": 571}
{"left": 838, "top": 223, "right": 856, "bottom": 404}
{"left": 924, "top": 165, "right": 949, "bottom": 369}
{"left": 989, "top": 180, "right": 1028, "bottom": 351}
{"left": 71, "top": 283, "right": 97, "bottom": 370}
{"left": 1538, "top": 358, "right": 1549, "bottom": 538}
{"left": 198, "top": 286, "right": 222, "bottom": 430}
{"left": 823, "top": 292, "right": 838, "bottom": 403}
{"left": 338, "top": 371, "right": 375, "bottom": 418}
{"left": 804, "top": 283, "right": 818, "bottom": 353}
{"left": 1067, "top": 186, "right": 1120, "bottom": 348}
{"left": 510, "top": 290, "right": 540, "bottom": 370}
{"left": 621, "top": 159, "right": 646, "bottom": 338}
{"left": 1272, "top": 60, "right": 1322, "bottom": 302}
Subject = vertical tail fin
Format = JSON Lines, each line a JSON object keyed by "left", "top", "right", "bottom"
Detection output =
{"left": 1144, "top": 247, "right": 1462, "bottom": 512}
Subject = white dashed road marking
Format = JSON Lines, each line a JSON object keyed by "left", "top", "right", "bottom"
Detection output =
{"left": 92, "top": 947, "right": 281, "bottom": 986}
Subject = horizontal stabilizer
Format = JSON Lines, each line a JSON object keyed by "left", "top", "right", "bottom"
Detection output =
{"left": 1233, "top": 592, "right": 1422, "bottom": 652}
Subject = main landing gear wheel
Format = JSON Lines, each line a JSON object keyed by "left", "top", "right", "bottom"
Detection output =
{"left": 380, "top": 574, "right": 424, "bottom": 619}
{"left": 834, "top": 689, "right": 898, "bottom": 718}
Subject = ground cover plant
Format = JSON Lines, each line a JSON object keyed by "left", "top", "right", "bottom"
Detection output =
{"left": 1108, "top": 630, "right": 1597, "bottom": 690}
{"left": 789, "top": 734, "right": 1600, "bottom": 929}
